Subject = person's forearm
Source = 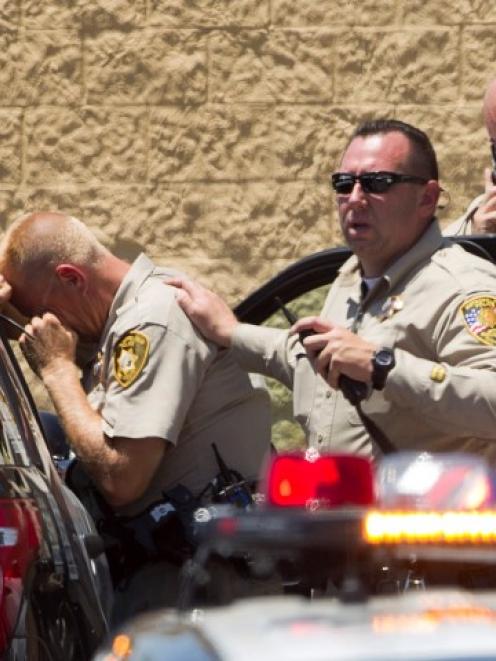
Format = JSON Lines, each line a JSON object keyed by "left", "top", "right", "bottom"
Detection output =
{"left": 40, "top": 359, "right": 123, "bottom": 488}
{"left": 231, "top": 324, "right": 296, "bottom": 388}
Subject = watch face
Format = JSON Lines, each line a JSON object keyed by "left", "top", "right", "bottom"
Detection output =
{"left": 372, "top": 348, "right": 395, "bottom": 390}
{"left": 375, "top": 349, "right": 393, "bottom": 366}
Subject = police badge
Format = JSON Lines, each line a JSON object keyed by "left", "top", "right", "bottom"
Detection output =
{"left": 379, "top": 295, "right": 404, "bottom": 322}
{"left": 460, "top": 296, "right": 496, "bottom": 346}
{"left": 113, "top": 330, "right": 150, "bottom": 387}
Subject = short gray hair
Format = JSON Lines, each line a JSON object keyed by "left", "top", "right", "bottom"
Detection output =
{"left": 0, "top": 211, "right": 109, "bottom": 278}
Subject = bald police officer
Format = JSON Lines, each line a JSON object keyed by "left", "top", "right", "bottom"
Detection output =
{"left": 0, "top": 211, "right": 271, "bottom": 621}
{"left": 445, "top": 76, "right": 496, "bottom": 235}
{"left": 170, "top": 119, "right": 496, "bottom": 462}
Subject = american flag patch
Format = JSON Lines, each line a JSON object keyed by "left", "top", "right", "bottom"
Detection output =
{"left": 460, "top": 296, "right": 496, "bottom": 346}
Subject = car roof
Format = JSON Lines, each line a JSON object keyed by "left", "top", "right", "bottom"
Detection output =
{"left": 187, "top": 589, "right": 496, "bottom": 661}
{"left": 114, "top": 588, "right": 496, "bottom": 661}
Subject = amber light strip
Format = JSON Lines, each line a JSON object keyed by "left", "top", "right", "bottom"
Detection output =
{"left": 363, "top": 510, "right": 496, "bottom": 544}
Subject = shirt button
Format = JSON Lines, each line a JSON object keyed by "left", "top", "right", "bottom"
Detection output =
{"left": 326, "top": 390, "right": 332, "bottom": 399}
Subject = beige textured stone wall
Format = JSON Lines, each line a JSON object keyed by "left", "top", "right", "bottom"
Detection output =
{"left": 0, "top": 0, "right": 495, "bottom": 304}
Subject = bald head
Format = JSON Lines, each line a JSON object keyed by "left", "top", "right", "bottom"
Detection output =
{"left": 0, "top": 211, "right": 128, "bottom": 339}
{"left": 0, "top": 211, "right": 109, "bottom": 285}
{"left": 483, "top": 77, "right": 496, "bottom": 141}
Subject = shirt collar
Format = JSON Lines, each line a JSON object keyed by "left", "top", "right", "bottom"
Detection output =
{"left": 382, "top": 220, "right": 445, "bottom": 291}
{"left": 100, "top": 253, "right": 154, "bottom": 340}
{"left": 337, "top": 219, "right": 445, "bottom": 296}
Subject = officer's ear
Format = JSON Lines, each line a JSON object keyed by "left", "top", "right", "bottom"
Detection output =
{"left": 55, "top": 264, "right": 88, "bottom": 293}
{"left": 419, "top": 180, "right": 441, "bottom": 219}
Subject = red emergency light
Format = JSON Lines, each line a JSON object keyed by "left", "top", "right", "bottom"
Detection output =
{"left": 264, "top": 452, "right": 375, "bottom": 509}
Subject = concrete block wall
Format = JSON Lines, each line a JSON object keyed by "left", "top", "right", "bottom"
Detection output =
{"left": 0, "top": 0, "right": 495, "bottom": 303}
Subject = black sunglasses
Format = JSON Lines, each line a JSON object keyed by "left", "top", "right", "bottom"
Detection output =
{"left": 331, "top": 171, "right": 429, "bottom": 195}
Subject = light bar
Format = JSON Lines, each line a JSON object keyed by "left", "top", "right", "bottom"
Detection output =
{"left": 376, "top": 452, "right": 495, "bottom": 510}
{"left": 264, "top": 452, "right": 374, "bottom": 508}
{"left": 372, "top": 605, "right": 496, "bottom": 633}
{"left": 363, "top": 510, "right": 496, "bottom": 545}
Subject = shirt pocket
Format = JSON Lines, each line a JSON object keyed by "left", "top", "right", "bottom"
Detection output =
{"left": 346, "top": 388, "right": 392, "bottom": 427}
{"left": 346, "top": 405, "right": 363, "bottom": 427}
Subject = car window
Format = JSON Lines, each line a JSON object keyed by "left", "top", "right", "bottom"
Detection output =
{"left": 0, "top": 335, "right": 49, "bottom": 470}
{"left": 261, "top": 283, "right": 330, "bottom": 452}
{"left": 0, "top": 348, "right": 30, "bottom": 466}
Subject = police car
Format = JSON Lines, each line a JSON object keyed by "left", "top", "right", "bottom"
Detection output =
{"left": 93, "top": 446, "right": 496, "bottom": 661}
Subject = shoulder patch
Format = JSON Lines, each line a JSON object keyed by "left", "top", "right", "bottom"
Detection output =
{"left": 460, "top": 296, "right": 496, "bottom": 346}
{"left": 113, "top": 330, "right": 150, "bottom": 388}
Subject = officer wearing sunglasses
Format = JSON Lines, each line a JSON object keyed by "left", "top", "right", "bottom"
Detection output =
{"left": 171, "top": 118, "right": 496, "bottom": 463}
{"left": 445, "top": 76, "right": 496, "bottom": 235}
{"left": 331, "top": 171, "right": 428, "bottom": 195}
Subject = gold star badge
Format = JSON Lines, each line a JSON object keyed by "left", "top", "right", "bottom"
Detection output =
{"left": 379, "top": 295, "right": 404, "bottom": 322}
{"left": 113, "top": 331, "right": 150, "bottom": 388}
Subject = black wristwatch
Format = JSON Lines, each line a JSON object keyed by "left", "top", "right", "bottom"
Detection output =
{"left": 371, "top": 347, "right": 395, "bottom": 390}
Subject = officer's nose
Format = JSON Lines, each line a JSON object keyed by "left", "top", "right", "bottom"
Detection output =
{"left": 347, "top": 179, "right": 367, "bottom": 206}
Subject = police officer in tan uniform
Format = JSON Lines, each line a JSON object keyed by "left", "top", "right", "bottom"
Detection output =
{"left": 445, "top": 76, "right": 496, "bottom": 236}
{"left": 83, "top": 251, "right": 270, "bottom": 513}
{"left": 0, "top": 211, "right": 271, "bottom": 621}
{"left": 170, "top": 119, "right": 496, "bottom": 462}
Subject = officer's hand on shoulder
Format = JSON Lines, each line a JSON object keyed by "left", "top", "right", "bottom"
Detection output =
{"left": 166, "top": 277, "right": 238, "bottom": 347}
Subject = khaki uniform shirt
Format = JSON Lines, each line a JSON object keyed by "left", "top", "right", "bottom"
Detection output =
{"left": 443, "top": 194, "right": 484, "bottom": 236}
{"left": 83, "top": 254, "right": 271, "bottom": 515}
{"left": 232, "top": 222, "right": 496, "bottom": 462}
